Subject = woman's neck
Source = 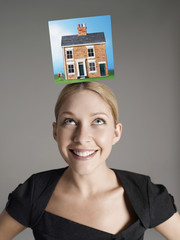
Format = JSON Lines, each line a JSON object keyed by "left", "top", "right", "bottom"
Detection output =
{"left": 61, "top": 164, "right": 119, "bottom": 198}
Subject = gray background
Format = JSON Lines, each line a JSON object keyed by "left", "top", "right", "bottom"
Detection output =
{"left": 0, "top": 0, "right": 179, "bottom": 239}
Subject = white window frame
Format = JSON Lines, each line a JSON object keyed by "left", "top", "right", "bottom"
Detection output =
{"left": 66, "top": 48, "right": 74, "bottom": 60}
{"left": 67, "top": 62, "right": 75, "bottom": 75}
{"left": 88, "top": 60, "right": 97, "bottom": 73}
{"left": 86, "top": 45, "right": 95, "bottom": 59}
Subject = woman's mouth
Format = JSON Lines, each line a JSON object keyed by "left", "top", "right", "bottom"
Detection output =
{"left": 69, "top": 149, "right": 98, "bottom": 160}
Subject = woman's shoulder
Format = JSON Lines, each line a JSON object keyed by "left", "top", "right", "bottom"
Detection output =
{"left": 31, "top": 167, "right": 67, "bottom": 181}
{"left": 5, "top": 167, "right": 68, "bottom": 227}
{"left": 112, "top": 168, "right": 177, "bottom": 228}
{"left": 29, "top": 167, "right": 67, "bottom": 193}
{"left": 8, "top": 167, "right": 67, "bottom": 202}
{"left": 112, "top": 168, "right": 150, "bottom": 185}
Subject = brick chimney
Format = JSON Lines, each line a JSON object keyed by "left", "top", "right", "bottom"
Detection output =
{"left": 77, "top": 24, "right": 87, "bottom": 36}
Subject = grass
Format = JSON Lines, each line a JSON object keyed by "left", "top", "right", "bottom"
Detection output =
{"left": 54, "top": 70, "right": 114, "bottom": 84}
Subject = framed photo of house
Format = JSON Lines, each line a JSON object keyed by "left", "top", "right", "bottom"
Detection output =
{"left": 48, "top": 15, "right": 115, "bottom": 84}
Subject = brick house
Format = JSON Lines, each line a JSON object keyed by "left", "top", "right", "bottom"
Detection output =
{"left": 61, "top": 24, "right": 109, "bottom": 80}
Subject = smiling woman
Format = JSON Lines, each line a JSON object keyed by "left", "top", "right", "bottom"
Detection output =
{"left": 0, "top": 82, "right": 180, "bottom": 240}
{"left": 52, "top": 86, "right": 121, "bottom": 176}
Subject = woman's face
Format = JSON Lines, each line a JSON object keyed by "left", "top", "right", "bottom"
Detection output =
{"left": 53, "top": 89, "right": 122, "bottom": 175}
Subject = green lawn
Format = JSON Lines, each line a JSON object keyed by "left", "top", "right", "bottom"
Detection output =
{"left": 54, "top": 70, "right": 114, "bottom": 84}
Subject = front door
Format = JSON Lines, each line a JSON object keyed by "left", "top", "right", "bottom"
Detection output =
{"left": 79, "top": 64, "right": 84, "bottom": 77}
{"left": 100, "top": 63, "right": 106, "bottom": 76}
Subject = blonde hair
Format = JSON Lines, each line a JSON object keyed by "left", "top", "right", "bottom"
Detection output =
{"left": 54, "top": 81, "right": 119, "bottom": 125}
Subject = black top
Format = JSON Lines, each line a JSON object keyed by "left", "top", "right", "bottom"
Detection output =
{"left": 5, "top": 167, "right": 177, "bottom": 240}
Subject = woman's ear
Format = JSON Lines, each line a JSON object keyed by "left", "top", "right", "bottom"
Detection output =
{"left": 112, "top": 123, "right": 122, "bottom": 145}
{"left": 52, "top": 122, "right": 57, "bottom": 141}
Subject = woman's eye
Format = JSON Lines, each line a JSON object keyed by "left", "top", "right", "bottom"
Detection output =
{"left": 63, "top": 118, "right": 76, "bottom": 125}
{"left": 93, "top": 118, "right": 105, "bottom": 125}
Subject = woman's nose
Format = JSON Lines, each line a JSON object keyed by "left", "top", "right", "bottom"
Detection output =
{"left": 73, "top": 124, "right": 91, "bottom": 143}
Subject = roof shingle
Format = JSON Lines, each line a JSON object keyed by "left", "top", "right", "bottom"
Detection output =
{"left": 61, "top": 32, "right": 105, "bottom": 47}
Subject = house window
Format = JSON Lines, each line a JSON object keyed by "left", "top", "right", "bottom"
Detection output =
{"left": 88, "top": 48, "right": 94, "bottom": 57}
{"left": 88, "top": 61, "right": 96, "bottom": 73}
{"left": 87, "top": 46, "right": 95, "bottom": 58}
{"left": 67, "top": 50, "right": 73, "bottom": 59}
{"left": 66, "top": 48, "right": 73, "bottom": 60}
{"left": 67, "top": 64, "right": 75, "bottom": 75}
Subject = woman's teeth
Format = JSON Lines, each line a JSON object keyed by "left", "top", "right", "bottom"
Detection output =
{"left": 72, "top": 150, "right": 95, "bottom": 157}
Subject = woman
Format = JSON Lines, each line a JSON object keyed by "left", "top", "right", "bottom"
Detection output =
{"left": 0, "top": 81, "right": 179, "bottom": 240}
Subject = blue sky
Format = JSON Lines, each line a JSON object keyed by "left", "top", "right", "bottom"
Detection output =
{"left": 48, "top": 15, "right": 114, "bottom": 74}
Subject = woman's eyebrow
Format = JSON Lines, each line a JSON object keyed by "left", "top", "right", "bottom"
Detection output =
{"left": 59, "top": 111, "right": 74, "bottom": 116}
{"left": 60, "top": 111, "right": 108, "bottom": 116}
{"left": 89, "top": 112, "right": 109, "bottom": 117}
